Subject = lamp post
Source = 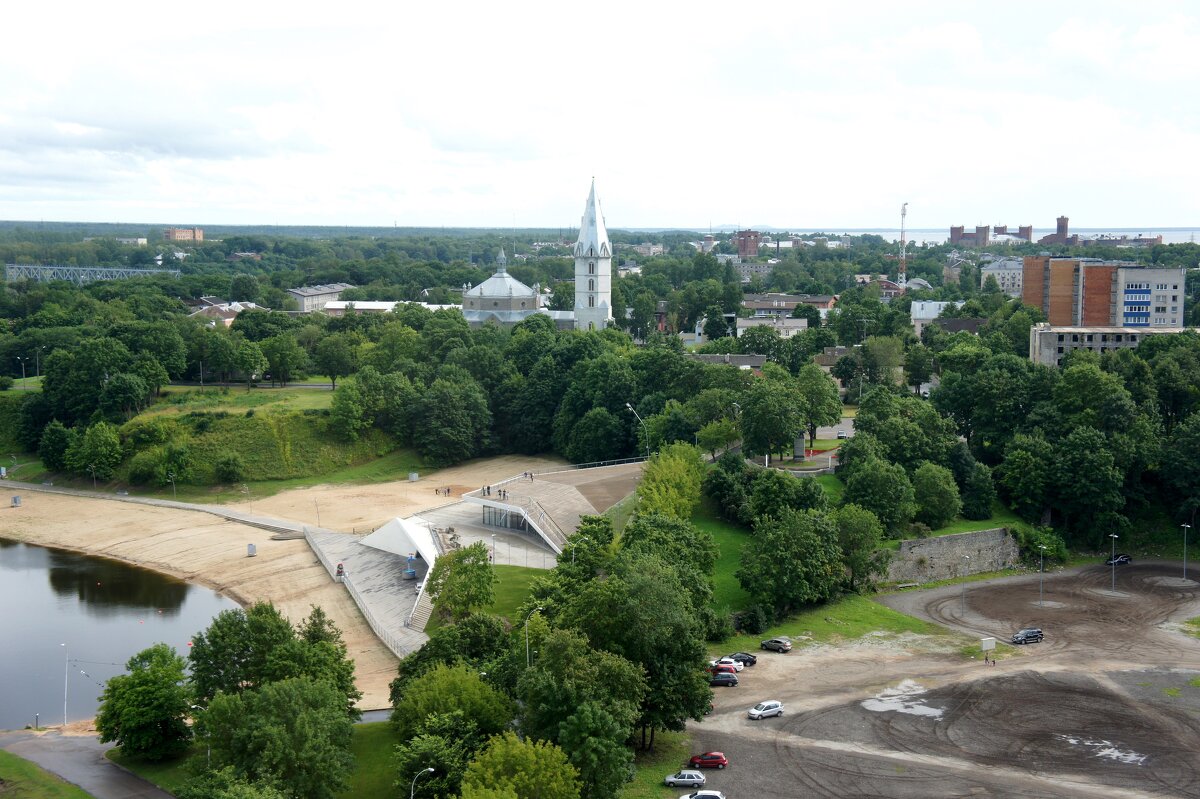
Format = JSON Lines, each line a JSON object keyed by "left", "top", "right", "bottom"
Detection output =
{"left": 960, "top": 555, "right": 970, "bottom": 616}
{"left": 88, "top": 464, "right": 97, "bottom": 489}
{"left": 314, "top": 499, "right": 321, "bottom": 527}
{"left": 410, "top": 767, "right": 434, "bottom": 799}
{"left": 525, "top": 606, "right": 543, "bottom": 667}
{"left": 1109, "top": 533, "right": 1119, "bottom": 592}
{"left": 491, "top": 534, "right": 496, "bottom": 564}
{"left": 61, "top": 643, "right": 68, "bottom": 728}
{"left": 1182, "top": 523, "right": 1191, "bottom": 582}
{"left": 625, "top": 403, "right": 649, "bottom": 460}
{"left": 36, "top": 346, "right": 45, "bottom": 378}
{"left": 15, "top": 356, "right": 27, "bottom": 390}
{"left": 190, "top": 705, "right": 211, "bottom": 768}
{"left": 1038, "top": 544, "right": 1047, "bottom": 607}
{"left": 167, "top": 471, "right": 176, "bottom": 501}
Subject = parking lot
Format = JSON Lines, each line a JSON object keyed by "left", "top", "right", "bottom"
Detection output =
{"left": 681, "top": 562, "right": 1200, "bottom": 798}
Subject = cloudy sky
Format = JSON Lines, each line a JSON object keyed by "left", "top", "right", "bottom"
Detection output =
{"left": 2, "top": 1, "right": 1198, "bottom": 230}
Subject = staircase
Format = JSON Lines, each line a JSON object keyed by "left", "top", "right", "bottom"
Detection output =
{"left": 408, "top": 592, "right": 434, "bottom": 631}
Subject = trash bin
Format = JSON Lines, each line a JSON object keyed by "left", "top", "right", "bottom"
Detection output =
{"left": 247, "top": 543, "right": 257, "bottom": 557}
{"left": 11, "top": 496, "right": 20, "bottom": 507}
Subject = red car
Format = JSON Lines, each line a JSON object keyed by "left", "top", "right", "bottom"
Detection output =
{"left": 708, "top": 664, "right": 737, "bottom": 676}
{"left": 689, "top": 752, "right": 728, "bottom": 770}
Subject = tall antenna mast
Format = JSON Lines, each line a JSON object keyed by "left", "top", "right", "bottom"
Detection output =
{"left": 899, "top": 202, "right": 909, "bottom": 286}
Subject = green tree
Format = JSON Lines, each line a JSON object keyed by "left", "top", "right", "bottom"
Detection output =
{"left": 37, "top": 419, "right": 74, "bottom": 472}
{"left": 329, "top": 382, "right": 368, "bottom": 441}
{"left": 738, "top": 325, "right": 782, "bottom": 359}
{"left": 564, "top": 407, "right": 625, "bottom": 464}
{"left": 912, "top": 462, "right": 962, "bottom": 529}
{"left": 65, "top": 421, "right": 123, "bottom": 479}
{"left": 176, "top": 767, "right": 289, "bottom": 799}
{"left": 701, "top": 305, "right": 729, "bottom": 341}
{"left": 412, "top": 377, "right": 492, "bottom": 466}
{"left": 904, "top": 344, "right": 934, "bottom": 394}
{"left": 394, "top": 712, "right": 482, "bottom": 799}
{"left": 558, "top": 702, "right": 633, "bottom": 799}
{"left": 426, "top": 541, "right": 495, "bottom": 622}
{"left": 391, "top": 664, "right": 514, "bottom": 740}
{"left": 98, "top": 372, "right": 150, "bottom": 420}
{"left": 234, "top": 339, "right": 267, "bottom": 392}
{"left": 795, "top": 363, "right": 843, "bottom": 450}
{"left": 695, "top": 418, "right": 738, "bottom": 461}
{"left": 96, "top": 644, "right": 191, "bottom": 761}
{"left": 843, "top": 457, "right": 915, "bottom": 535}
{"left": 748, "top": 468, "right": 827, "bottom": 521}
{"left": 314, "top": 332, "right": 360, "bottom": 390}
{"left": 737, "top": 509, "right": 843, "bottom": 615}
{"left": 229, "top": 273, "right": 261, "bottom": 303}
{"left": 461, "top": 732, "right": 581, "bottom": 799}
{"left": 960, "top": 462, "right": 996, "bottom": 520}
{"left": 260, "top": 334, "right": 306, "bottom": 386}
{"left": 206, "top": 677, "right": 354, "bottom": 799}
{"left": 740, "top": 377, "right": 801, "bottom": 460}
{"left": 1051, "top": 427, "right": 1124, "bottom": 544}
{"left": 831, "top": 504, "right": 887, "bottom": 591}
{"left": 996, "top": 432, "right": 1052, "bottom": 523}
{"left": 635, "top": 442, "right": 706, "bottom": 519}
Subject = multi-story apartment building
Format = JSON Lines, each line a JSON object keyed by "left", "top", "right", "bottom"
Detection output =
{"left": 1029, "top": 323, "right": 1194, "bottom": 367}
{"left": 163, "top": 227, "right": 204, "bottom": 242}
{"left": 1021, "top": 256, "right": 1184, "bottom": 328}
{"left": 979, "top": 257, "right": 1023, "bottom": 297}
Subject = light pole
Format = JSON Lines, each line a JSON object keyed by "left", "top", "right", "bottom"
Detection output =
{"left": 491, "top": 534, "right": 496, "bottom": 564}
{"left": 1038, "top": 544, "right": 1047, "bottom": 607}
{"left": 410, "top": 766, "right": 434, "bottom": 799}
{"left": 314, "top": 499, "right": 321, "bottom": 527}
{"left": 167, "top": 471, "right": 176, "bottom": 501}
{"left": 36, "top": 346, "right": 45, "bottom": 378}
{"left": 525, "top": 606, "right": 543, "bottom": 667}
{"left": 88, "top": 464, "right": 97, "bottom": 489}
{"left": 15, "top": 356, "right": 27, "bottom": 390}
{"left": 960, "top": 555, "right": 970, "bottom": 616}
{"left": 625, "top": 403, "right": 649, "bottom": 460}
{"left": 1182, "top": 523, "right": 1191, "bottom": 581}
{"left": 61, "top": 643, "right": 68, "bottom": 728}
{"left": 1109, "top": 533, "right": 1119, "bottom": 592}
{"left": 190, "top": 705, "right": 211, "bottom": 769}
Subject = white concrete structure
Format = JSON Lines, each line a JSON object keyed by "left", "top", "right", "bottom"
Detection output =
{"left": 288, "top": 282, "right": 355, "bottom": 313}
{"left": 1115, "top": 266, "right": 1185, "bottom": 328}
{"left": 574, "top": 180, "right": 613, "bottom": 330}
{"left": 362, "top": 516, "right": 440, "bottom": 564}
{"left": 736, "top": 315, "right": 808, "bottom": 339}
{"left": 910, "top": 300, "right": 954, "bottom": 336}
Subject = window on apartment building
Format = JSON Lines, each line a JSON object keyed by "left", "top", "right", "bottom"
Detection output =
{"left": 1057, "top": 347, "right": 1064, "bottom": 354}
{"left": 1173, "top": 295, "right": 1178, "bottom": 302}
{"left": 1131, "top": 335, "right": 1138, "bottom": 342}
{"left": 1057, "top": 334, "right": 1064, "bottom": 342}
{"left": 1086, "top": 334, "right": 1093, "bottom": 342}
{"left": 1156, "top": 306, "right": 1167, "bottom": 313}
{"left": 1172, "top": 306, "right": 1178, "bottom": 313}
{"left": 1101, "top": 334, "right": 1108, "bottom": 342}
{"left": 1072, "top": 334, "right": 1079, "bottom": 342}
{"left": 1115, "top": 335, "right": 1123, "bottom": 342}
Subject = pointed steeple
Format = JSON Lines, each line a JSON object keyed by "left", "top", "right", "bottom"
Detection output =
{"left": 496, "top": 247, "right": 507, "bottom": 273}
{"left": 574, "top": 179, "right": 610, "bottom": 259}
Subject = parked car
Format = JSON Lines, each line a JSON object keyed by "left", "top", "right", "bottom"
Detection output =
{"left": 679, "top": 792, "right": 725, "bottom": 799}
{"left": 1011, "top": 627, "right": 1044, "bottom": 645}
{"left": 709, "top": 656, "right": 744, "bottom": 672}
{"left": 1106, "top": 553, "right": 1132, "bottom": 566}
{"left": 664, "top": 770, "right": 705, "bottom": 788}
{"left": 708, "top": 663, "right": 737, "bottom": 676}
{"left": 761, "top": 637, "right": 793, "bottom": 653}
{"left": 688, "top": 751, "right": 728, "bottom": 769}
{"left": 748, "top": 699, "right": 784, "bottom": 719}
{"left": 709, "top": 672, "right": 739, "bottom": 687}
{"left": 728, "top": 651, "right": 757, "bottom": 666}
{"left": 836, "top": 429, "right": 849, "bottom": 439}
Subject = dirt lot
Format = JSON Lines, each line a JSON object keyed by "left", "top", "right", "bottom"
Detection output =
{"left": 687, "top": 562, "right": 1200, "bottom": 798}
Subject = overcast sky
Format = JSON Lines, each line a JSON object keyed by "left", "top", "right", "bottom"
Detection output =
{"left": 2, "top": 1, "right": 1198, "bottom": 230}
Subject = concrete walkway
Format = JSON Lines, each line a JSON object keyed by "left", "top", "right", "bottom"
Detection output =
{"left": 0, "top": 730, "right": 172, "bottom": 799}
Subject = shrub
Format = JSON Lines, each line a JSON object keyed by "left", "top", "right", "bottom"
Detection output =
{"left": 908, "top": 522, "right": 932, "bottom": 538}
{"left": 734, "top": 604, "right": 771, "bottom": 635}
{"left": 0, "top": 376, "right": 13, "bottom": 391}
{"left": 127, "top": 450, "right": 162, "bottom": 484}
{"left": 214, "top": 451, "right": 247, "bottom": 483}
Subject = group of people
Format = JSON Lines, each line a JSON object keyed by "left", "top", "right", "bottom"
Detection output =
{"left": 481, "top": 485, "right": 511, "bottom": 500}
{"left": 522, "top": 471, "right": 535, "bottom": 480}
{"left": 434, "top": 486, "right": 453, "bottom": 496}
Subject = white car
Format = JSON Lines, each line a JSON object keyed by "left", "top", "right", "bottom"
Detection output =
{"left": 748, "top": 699, "right": 784, "bottom": 719}
{"left": 709, "top": 656, "right": 744, "bottom": 672}
{"left": 680, "top": 792, "right": 725, "bottom": 799}
{"left": 664, "top": 770, "right": 705, "bottom": 788}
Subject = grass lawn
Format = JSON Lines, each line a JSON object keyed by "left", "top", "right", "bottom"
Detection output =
{"left": 425, "top": 564, "right": 543, "bottom": 633}
{"left": 1186, "top": 616, "right": 1200, "bottom": 638}
{"left": 336, "top": 722, "right": 399, "bottom": 799}
{"left": 691, "top": 499, "right": 752, "bottom": 612}
{"left": 106, "top": 747, "right": 195, "bottom": 793}
{"left": 815, "top": 474, "right": 845, "bottom": 504}
{"left": 808, "top": 439, "right": 843, "bottom": 451}
{"left": 143, "top": 385, "right": 335, "bottom": 418}
{"left": 618, "top": 730, "right": 692, "bottom": 799}
{"left": 708, "top": 593, "right": 948, "bottom": 656}
{"left": 0, "top": 749, "right": 95, "bottom": 798}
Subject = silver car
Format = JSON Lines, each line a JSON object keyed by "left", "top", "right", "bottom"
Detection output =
{"left": 664, "top": 770, "right": 706, "bottom": 788}
{"left": 748, "top": 699, "right": 784, "bottom": 719}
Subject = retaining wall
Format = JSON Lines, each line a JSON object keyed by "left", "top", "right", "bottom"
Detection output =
{"left": 885, "top": 527, "right": 1019, "bottom": 584}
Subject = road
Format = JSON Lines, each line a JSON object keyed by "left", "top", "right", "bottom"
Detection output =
{"left": 0, "top": 729, "right": 173, "bottom": 799}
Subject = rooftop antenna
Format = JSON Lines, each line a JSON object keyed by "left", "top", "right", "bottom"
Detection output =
{"left": 899, "top": 202, "right": 909, "bottom": 286}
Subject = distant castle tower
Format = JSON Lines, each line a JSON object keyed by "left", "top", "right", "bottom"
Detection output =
{"left": 573, "top": 180, "right": 613, "bottom": 331}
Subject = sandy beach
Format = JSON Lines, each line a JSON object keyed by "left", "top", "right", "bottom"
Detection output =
{"left": 2, "top": 454, "right": 567, "bottom": 711}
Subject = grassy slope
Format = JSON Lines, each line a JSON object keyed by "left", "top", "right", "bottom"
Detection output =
{"left": 0, "top": 750, "right": 96, "bottom": 799}
{"left": 619, "top": 730, "right": 692, "bottom": 799}
{"left": 336, "top": 722, "right": 399, "bottom": 799}
{"left": 142, "top": 385, "right": 335, "bottom": 417}
{"left": 105, "top": 747, "right": 195, "bottom": 793}
{"left": 691, "top": 499, "right": 752, "bottom": 612}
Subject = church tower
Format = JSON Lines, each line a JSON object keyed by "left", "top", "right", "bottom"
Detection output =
{"left": 573, "top": 180, "right": 613, "bottom": 330}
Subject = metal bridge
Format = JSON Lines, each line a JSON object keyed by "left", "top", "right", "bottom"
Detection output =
{"left": 4, "top": 264, "right": 181, "bottom": 286}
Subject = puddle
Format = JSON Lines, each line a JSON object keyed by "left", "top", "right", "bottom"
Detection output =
{"left": 860, "top": 679, "right": 944, "bottom": 719}
{"left": 1054, "top": 734, "right": 1147, "bottom": 765}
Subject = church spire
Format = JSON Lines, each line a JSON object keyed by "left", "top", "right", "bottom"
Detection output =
{"left": 574, "top": 178, "right": 610, "bottom": 259}
{"left": 496, "top": 247, "right": 507, "bottom": 273}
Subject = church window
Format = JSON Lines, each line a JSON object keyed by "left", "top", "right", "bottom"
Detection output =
{"left": 589, "top": 262, "right": 595, "bottom": 274}
{"left": 520, "top": 301, "right": 526, "bottom": 308}
{"left": 493, "top": 301, "right": 499, "bottom": 307}
{"left": 589, "top": 279, "right": 594, "bottom": 291}
{"left": 589, "top": 296, "right": 595, "bottom": 307}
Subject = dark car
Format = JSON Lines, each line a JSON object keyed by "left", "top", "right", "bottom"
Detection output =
{"left": 709, "top": 672, "right": 738, "bottom": 687}
{"left": 761, "top": 637, "right": 792, "bottom": 653}
{"left": 1106, "top": 553, "right": 1132, "bottom": 566}
{"left": 1011, "top": 627, "right": 1044, "bottom": 645}
{"left": 688, "top": 751, "right": 728, "bottom": 769}
{"left": 728, "top": 651, "right": 758, "bottom": 666}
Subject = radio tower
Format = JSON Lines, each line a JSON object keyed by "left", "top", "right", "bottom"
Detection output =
{"left": 899, "top": 202, "right": 909, "bottom": 287}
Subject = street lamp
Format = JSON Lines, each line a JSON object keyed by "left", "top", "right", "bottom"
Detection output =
{"left": 88, "top": 464, "right": 97, "bottom": 489}
{"left": 314, "top": 499, "right": 321, "bottom": 527}
{"left": 525, "top": 606, "right": 544, "bottom": 667}
{"left": 35, "top": 346, "right": 45, "bottom": 378}
{"left": 15, "top": 356, "right": 27, "bottom": 390}
{"left": 625, "top": 403, "right": 649, "bottom": 460}
{"left": 190, "top": 705, "right": 211, "bottom": 768}
{"left": 410, "top": 767, "right": 435, "bottom": 799}
{"left": 167, "top": 471, "right": 176, "bottom": 501}
{"left": 491, "top": 534, "right": 496, "bottom": 564}
{"left": 1038, "top": 545, "right": 1047, "bottom": 607}
{"left": 61, "top": 643, "right": 68, "bottom": 728}
{"left": 1182, "top": 523, "right": 1191, "bottom": 582}
{"left": 1109, "top": 533, "right": 1119, "bottom": 592}
{"left": 960, "top": 555, "right": 970, "bottom": 616}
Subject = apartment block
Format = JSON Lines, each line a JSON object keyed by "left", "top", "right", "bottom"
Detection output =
{"left": 163, "top": 227, "right": 204, "bottom": 242}
{"left": 1021, "top": 256, "right": 1184, "bottom": 328}
{"left": 1029, "top": 323, "right": 1194, "bottom": 367}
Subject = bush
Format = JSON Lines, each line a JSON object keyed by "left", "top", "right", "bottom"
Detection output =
{"left": 908, "top": 522, "right": 931, "bottom": 538}
{"left": 734, "top": 604, "right": 771, "bottom": 635}
{"left": 121, "top": 418, "right": 176, "bottom": 450}
{"left": 127, "top": 450, "right": 162, "bottom": 485}
{"left": 700, "top": 606, "right": 735, "bottom": 642}
{"left": 214, "top": 451, "right": 247, "bottom": 483}
{"left": 0, "top": 376, "right": 13, "bottom": 391}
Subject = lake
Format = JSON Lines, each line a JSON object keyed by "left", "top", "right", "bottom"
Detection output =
{"left": 0, "top": 538, "right": 240, "bottom": 730}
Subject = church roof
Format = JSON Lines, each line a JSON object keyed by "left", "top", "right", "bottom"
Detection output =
{"left": 463, "top": 264, "right": 536, "bottom": 299}
{"left": 574, "top": 179, "right": 611, "bottom": 259}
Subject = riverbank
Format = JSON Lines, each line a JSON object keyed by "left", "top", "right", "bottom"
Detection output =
{"left": 2, "top": 454, "right": 567, "bottom": 711}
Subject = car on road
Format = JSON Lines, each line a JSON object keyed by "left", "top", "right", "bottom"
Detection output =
{"left": 688, "top": 751, "right": 728, "bottom": 769}
{"left": 761, "top": 637, "right": 793, "bottom": 652}
{"left": 728, "top": 651, "right": 757, "bottom": 666}
{"left": 836, "top": 429, "right": 849, "bottom": 439}
{"left": 1106, "top": 553, "right": 1132, "bottom": 566}
{"left": 709, "top": 656, "right": 744, "bottom": 672}
{"left": 748, "top": 699, "right": 784, "bottom": 719}
{"left": 709, "top": 672, "right": 738, "bottom": 687}
{"left": 663, "top": 770, "right": 705, "bottom": 788}
{"left": 1011, "top": 627, "right": 1044, "bottom": 644}
{"left": 679, "top": 792, "right": 725, "bottom": 799}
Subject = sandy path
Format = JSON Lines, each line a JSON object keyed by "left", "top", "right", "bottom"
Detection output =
{"left": 2, "top": 454, "right": 570, "bottom": 711}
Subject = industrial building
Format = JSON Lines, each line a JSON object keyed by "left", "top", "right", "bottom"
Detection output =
{"left": 1029, "top": 323, "right": 1195, "bottom": 367}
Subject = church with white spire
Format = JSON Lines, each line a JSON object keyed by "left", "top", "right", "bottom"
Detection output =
{"left": 573, "top": 179, "right": 613, "bottom": 331}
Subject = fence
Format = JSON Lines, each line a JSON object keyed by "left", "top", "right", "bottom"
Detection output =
{"left": 342, "top": 573, "right": 409, "bottom": 659}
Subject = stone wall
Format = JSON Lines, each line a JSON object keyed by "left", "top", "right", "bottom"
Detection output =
{"left": 884, "top": 527, "right": 1019, "bottom": 584}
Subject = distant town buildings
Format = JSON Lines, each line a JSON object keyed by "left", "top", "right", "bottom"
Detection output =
{"left": 735, "top": 230, "right": 761, "bottom": 258}
{"left": 287, "top": 283, "right": 356, "bottom": 313}
{"left": 163, "top": 226, "right": 204, "bottom": 242}
{"left": 979, "top": 256, "right": 1024, "bottom": 297}
{"left": 1029, "top": 323, "right": 1194, "bottom": 367}
{"left": 910, "top": 301, "right": 954, "bottom": 337}
{"left": 735, "top": 315, "right": 807, "bottom": 339}
{"left": 950, "top": 224, "right": 1033, "bottom": 247}
{"left": 629, "top": 242, "right": 664, "bottom": 257}
{"left": 741, "top": 292, "right": 839, "bottom": 320}
{"left": 1022, "top": 256, "right": 1185, "bottom": 328}
{"left": 950, "top": 217, "right": 1163, "bottom": 249}
{"left": 188, "top": 299, "right": 265, "bottom": 327}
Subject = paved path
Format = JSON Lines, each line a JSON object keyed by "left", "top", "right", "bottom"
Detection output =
{"left": 0, "top": 730, "right": 172, "bottom": 799}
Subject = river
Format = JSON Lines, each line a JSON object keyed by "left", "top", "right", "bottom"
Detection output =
{"left": 0, "top": 538, "right": 239, "bottom": 731}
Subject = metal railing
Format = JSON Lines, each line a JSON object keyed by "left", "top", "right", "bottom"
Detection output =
{"left": 342, "top": 573, "right": 409, "bottom": 659}
{"left": 304, "top": 527, "right": 341, "bottom": 580}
